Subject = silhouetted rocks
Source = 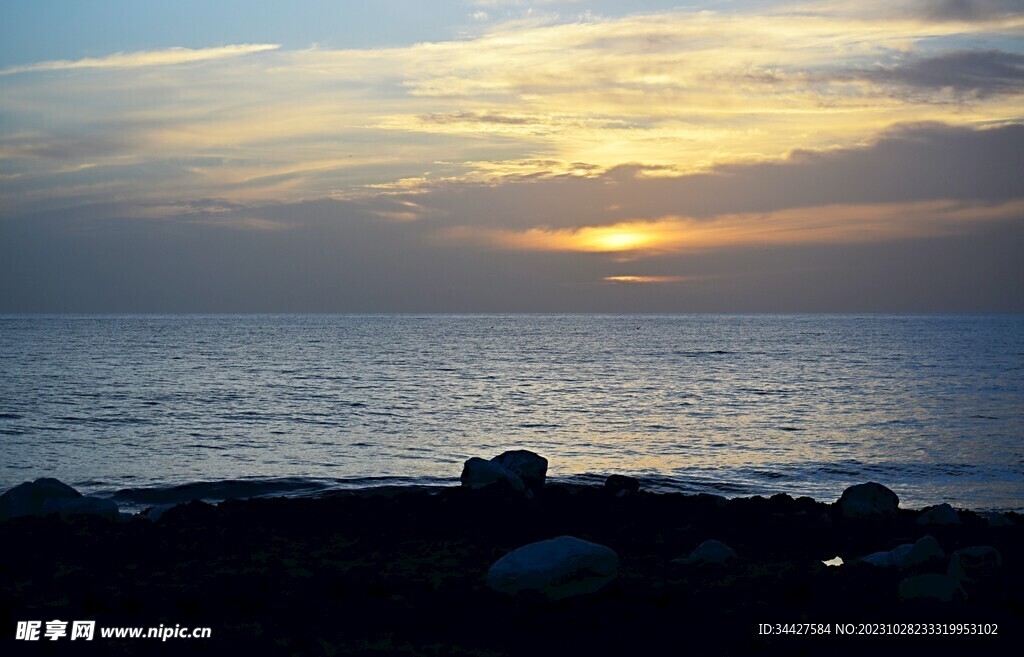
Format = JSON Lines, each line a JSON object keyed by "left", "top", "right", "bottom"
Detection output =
{"left": 918, "top": 503, "right": 961, "bottom": 525}
{"left": 899, "top": 574, "right": 967, "bottom": 603}
{"left": 0, "top": 477, "right": 80, "bottom": 521}
{"left": 491, "top": 450, "right": 548, "bottom": 491}
{"left": 1, "top": 478, "right": 1021, "bottom": 655}
{"left": 0, "top": 477, "right": 118, "bottom": 522}
{"left": 460, "top": 457, "right": 525, "bottom": 492}
{"left": 604, "top": 474, "right": 640, "bottom": 497}
{"left": 837, "top": 481, "right": 899, "bottom": 518}
{"left": 486, "top": 535, "right": 619, "bottom": 599}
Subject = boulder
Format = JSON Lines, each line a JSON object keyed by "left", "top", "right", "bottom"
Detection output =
{"left": 694, "top": 493, "right": 728, "bottom": 508}
{"left": 0, "top": 478, "right": 82, "bottom": 521}
{"left": 898, "top": 574, "right": 966, "bottom": 603}
{"left": 604, "top": 474, "right": 640, "bottom": 497}
{"left": 486, "top": 535, "right": 619, "bottom": 599}
{"left": 460, "top": 457, "right": 525, "bottom": 492}
{"left": 901, "top": 535, "right": 944, "bottom": 568}
{"left": 140, "top": 503, "right": 177, "bottom": 522}
{"left": 46, "top": 496, "right": 119, "bottom": 519}
{"left": 678, "top": 539, "right": 738, "bottom": 565}
{"left": 837, "top": 482, "right": 899, "bottom": 519}
{"left": 860, "top": 548, "right": 902, "bottom": 568}
{"left": 916, "top": 503, "right": 960, "bottom": 525}
{"left": 982, "top": 512, "right": 1014, "bottom": 528}
{"left": 859, "top": 535, "right": 943, "bottom": 569}
{"left": 490, "top": 450, "right": 548, "bottom": 490}
{"left": 947, "top": 546, "right": 1002, "bottom": 584}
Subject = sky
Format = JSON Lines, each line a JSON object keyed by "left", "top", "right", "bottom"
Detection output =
{"left": 1, "top": 0, "right": 1022, "bottom": 312}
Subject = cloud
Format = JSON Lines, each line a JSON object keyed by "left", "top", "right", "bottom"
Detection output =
{"left": 0, "top": 44, "right": 280, "bottom": 76}
{"left": 1, "top": 8, "right": 1022, "bottom": 210}
{"left": 603, "top": 275, "right": 695, "bottom": 284}
{"left": 917, "top": 0, "right": 1023, "bottom": 22}
{"left": 442, "top": 200, "right": 1024, "bottom": 256}
{"left": 854, "top": 50, "right": 1024, "bottom": 98}
{"left": 402, "top": 122, "right": 1024, "bottom": 235}
{"left": 802, "top": 0, "right": 1024, "bottom": 23}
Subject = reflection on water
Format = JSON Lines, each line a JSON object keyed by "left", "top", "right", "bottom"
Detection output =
{"left": 1, "top": 314, "right": 1022, "bottom": 509}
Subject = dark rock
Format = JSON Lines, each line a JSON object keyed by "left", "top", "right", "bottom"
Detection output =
{"left": 0, "top": 478, "right": 82, "bottom": 522}
{"left": 916, "top": 503, "right": 960, "bottom": 525}
{"left": 490, "top": 450, "right": 547, "bottom": 490}
{"left": 947, "top": 546, "right": 1001, "bottom": 583}
{"left": 898, "top": 574, "right": 967, "bottom": 603}
{"left": 460, "top": 457, "right": 525, "bottom": 492}
{"left": 837, "top": 482, "right": 899, "bottom": 519}
{"left": 48, "top": 496, "right": 119, "bottom": 519}
{"left": 486, "top": 535, "right": 619, "bottom": 599}
{"left": 604, "top": 474, "right": 640, "bottom": 497}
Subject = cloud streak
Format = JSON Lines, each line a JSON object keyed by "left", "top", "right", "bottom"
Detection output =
{"left": 0, "top": 44, "right": 280, "bottom": 76}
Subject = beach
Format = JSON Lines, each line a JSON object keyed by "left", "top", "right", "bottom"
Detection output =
{"left": 2, "top": 473, "right": 1021, "bottom": 656}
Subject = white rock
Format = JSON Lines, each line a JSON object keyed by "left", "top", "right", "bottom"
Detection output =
{"left": 679, "top": 539, "right": 738, "bottom": 565}
{"left": 837, "top": 482, "right": 899, "bottom": 519}
{"left": 899, "top": 574, "right": 966, "bottom": 603}
{"left": 901, "top": 535, "right": 944, "bottom": 568}
{"left": 460, "top": 457, "right": 525, "bottom": 492}
{"left": 486, "top": 535, "right": 619, "bottom": 599}
{"left": 861, "top": 549, "right": 900, "bottom": 567}
{"left": 916, "top": 503, "right": 960, "bottom": 525}
{"left": 947, "top": 546, "right": 1002, "bottom": 583}
{"left": 0, "top": 478, "right": 81, "bottom": 521}
{"left": 982, "top": 512, "right": 1014, "bottom": 528}
{"left": 490, "top": 450, "right": 548, "bottom": 489}
{"left": 859, "top": 535, "right": 943, "bottom": 569}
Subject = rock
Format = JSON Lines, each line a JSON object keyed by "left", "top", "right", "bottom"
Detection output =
{"left": 860, "top": 549, "right": 900, "bottom": 567}
{"left": 460, "top": 457, "right": 525, "bottom": 492}
{"left": 916, "top": 503, "right": 960, "bottom": 525}
{"left": 46, "top": 496, "right": 119, "bottom": 519}
{"left": 140, "top": 503, "right": 177, "bottom": 522}
{"left": 837, "top": 482, "right": 899, "bottom": 519}
{"left": 901, "top": 535, "right": 944, "bottom": 568}
{"left": 947, "top": 546, "right": 1002, "bottom": 583}
{"left": 859, "top": 535, "right": 943, "bottom": 569}
{"left": 604, "top": 474, "right": 640, "bottom": 497}
{"left": 490, "top": 450, "right": 548, "bottom": 490}
{"left": 982, "top": 512, "right": 1014, "bottom": 528}
{"left": 678, "top": 539, "right": 738, "bottom": 565}
{"left": 0, "top": 478, "right": 82, "bottom": 521}
{"left": 694, "top": 493, "right": 728, "bottom": 508}
{"left": 898, "top": 574, "right": 966, "bottom": 603}
{"left": 486, "top": 535, "right": 619, "bottom": 599}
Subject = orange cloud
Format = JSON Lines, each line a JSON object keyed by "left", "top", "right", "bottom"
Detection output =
{"left": 603, "top": 275, "right": 693, "bottom": 284}
{"left": 443, "top": 200, "right": 1024, "bottom": 254}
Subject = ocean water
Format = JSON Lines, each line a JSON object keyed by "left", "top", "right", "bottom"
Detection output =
{"left": 0, "top": 314, "right": 1022, "bottom": 512}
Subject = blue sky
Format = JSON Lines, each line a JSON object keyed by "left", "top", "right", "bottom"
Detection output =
{"left": 1, "top": 0, "right": 1022, "bottom": 311}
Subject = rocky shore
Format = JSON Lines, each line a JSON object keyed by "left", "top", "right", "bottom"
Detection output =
{"left": 1, "top": 452, "right": 1022, "bottom": 655}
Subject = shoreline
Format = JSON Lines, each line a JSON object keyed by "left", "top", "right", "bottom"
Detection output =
{"left": 13, "top": 472, "right": 1021, "bottom": 516}
{"left": 2, "top": 476, "right": 1022, "bottom": 655}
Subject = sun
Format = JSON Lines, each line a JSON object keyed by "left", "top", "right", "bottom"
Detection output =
{"left": 580, "top": 229, "right": 653, "bottom": 252}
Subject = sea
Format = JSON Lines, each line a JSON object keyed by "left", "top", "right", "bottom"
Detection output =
{"left": 1, "top": 314, "right": 1022, "bottom": 512}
